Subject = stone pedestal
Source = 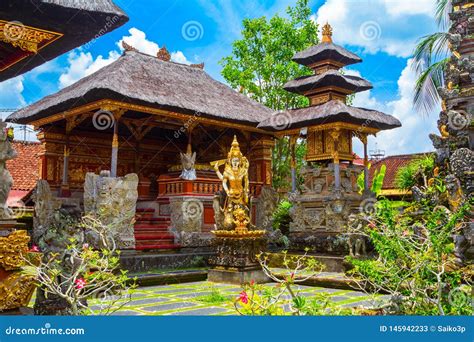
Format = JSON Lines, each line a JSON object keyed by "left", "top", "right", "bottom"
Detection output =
{"left": 208, "top": 234, "right": 269, "bottom": 285}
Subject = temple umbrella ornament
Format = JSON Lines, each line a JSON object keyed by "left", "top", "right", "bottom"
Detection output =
{"left": 208, "top": 136, "right": 268, "bottom": 284}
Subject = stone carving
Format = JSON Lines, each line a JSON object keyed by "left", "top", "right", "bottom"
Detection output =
{"left": 170, "top": 197, "right": 203, "bottom": 233}
{"left": 213, "top": 191, "right": 225, "bottom": 230}
{"left": 179, "top": 147, "right": 197, "bottom": 181}
{"left": 346, "top": 214, "right": 368, "bottom": 257}
{"left": 0, "top": 122, "right": 17, "bottom": 219}
{"left": 255, "top": 186, "right": 278, "bottom": 230}
{"left": 450, "top": 148, "right": 473, "bottom": 195}
{"left": 32, "top": 180, "right": 62, "bottom": 244}
{"left": 83, "top": 171, "right": 138, "bottom": 249}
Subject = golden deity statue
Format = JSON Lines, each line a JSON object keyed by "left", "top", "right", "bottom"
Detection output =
{"left": 212, "top": 136, "right": 250, "bottom": 232}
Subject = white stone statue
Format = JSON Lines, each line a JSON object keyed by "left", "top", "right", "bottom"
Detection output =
{"left": 179, "top": 145, "right": 197, "bottom": 181}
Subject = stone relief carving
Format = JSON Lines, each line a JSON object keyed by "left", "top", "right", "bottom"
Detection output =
{"left": 170, "top": 198, "right": 203, "bottom": 233}
{"left": 83, "top": 171, "right": 138, "bottom": 249}
{"left": 256, "top": 186, "right": 278, "bottom": 230}
{"left": 0, "top": 121, "right": 17, "bottom": 219}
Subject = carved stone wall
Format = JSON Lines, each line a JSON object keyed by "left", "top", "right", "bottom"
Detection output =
{"left": 288, "top": 164, "right": 364, "bottom": 254}
{"left": 84, "top": 172, "right": 138, "bottom": 249}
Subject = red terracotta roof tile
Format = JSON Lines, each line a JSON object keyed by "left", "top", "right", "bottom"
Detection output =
{"left": 6, "top": 141, "right": 43, "bottom": 191}
{"left": 369, "top": 153, "right": 433, "bottom": 189}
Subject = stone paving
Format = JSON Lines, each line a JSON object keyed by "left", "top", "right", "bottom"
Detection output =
{"left": 88, "top": 281, "right": 388, "bottom": 316}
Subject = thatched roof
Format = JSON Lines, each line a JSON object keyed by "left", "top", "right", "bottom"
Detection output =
{"left": 293, "top": 42, "right": 362, "bottom": 67}
{"left": 0, "top": 0, "right": 128, "bottom": 81}
{"left": 7, "top": 50, "right": 274, "bottom": 125}
{"left": 257, "top": 100, "right": 401, "bottom": 131}
{"left": 284, "top": 70, "right": 372, "bottom": 94}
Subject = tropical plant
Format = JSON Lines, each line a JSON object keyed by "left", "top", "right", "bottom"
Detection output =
{"left": 357, "top": 164, "right": 387, "bottom": 196}
{"left": 220, "top": 0, "right": 317, "bottom": 190}
{"left": 272, "top": 200, "right": 293, "bottom": 235}
{"left": 412, "top": 0, "right": 451, "bottom": 113}
{"left": 23, "top": 215, "right": 136, "bottom": 315}
{"left": 348, "top": 196, "right": 473, "bottom": 315}
{"left": 234, "top": 251, "right": 352, "bottom": 315}
{"left": 395, "top": 155, "right": 435, "bottom": 190}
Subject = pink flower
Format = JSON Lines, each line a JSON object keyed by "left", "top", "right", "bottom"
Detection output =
{"left": 75, "top": 278, "right": 87, "bottom": 289}
{"left": 30, "top": 245, "right": 40, "bottom": 252}
{"left": 239, "top": 291, "right": 249, "bottom": 304}
{"left": 82, "top": 243, "right": 89, "bottom": 249}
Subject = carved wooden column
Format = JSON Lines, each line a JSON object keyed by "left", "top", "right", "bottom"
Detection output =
{"left": 362, "top": 134, "right": 369, "bottom": 192}
{"left": 289, "top": 135, "right": 297, "bottom": 192}
{"left": 60, "top": 114, "right": 88, "bottom": 197}
{"left": 248, "top": 135, "right": 274, "bottom": 189}
{"left": 330, "top": 129, "right": 341, "bottom": 191}
{"left": 110, "top": 109, "right": 126, "bottom": 178}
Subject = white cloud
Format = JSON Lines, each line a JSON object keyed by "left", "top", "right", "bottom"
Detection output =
{"left": 59, "top": 28, "right": 193, "bottom": 88}
{"left": 352, "top": 59, "right": 438, "bottom": 156}
{"left": 59, "top": 50, "right": 120, "bottom": 88}
{"left": 0, "top": 76, "right": 26, "bottom": 118}
{"left": 117, "top": 28, "right": 160, "bottom": 56}
{"left": 314, "top": 0, "right": 437, "bottom": 58}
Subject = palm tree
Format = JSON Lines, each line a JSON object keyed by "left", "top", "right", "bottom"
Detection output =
{"left": 412, "top": 0, "right": 451, "bottom": 114}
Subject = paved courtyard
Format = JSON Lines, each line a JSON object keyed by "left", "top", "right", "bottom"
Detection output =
{"left": 88, "top": 281, "right": 387, "bottom": 316}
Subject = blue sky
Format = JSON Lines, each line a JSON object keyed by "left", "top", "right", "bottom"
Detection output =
{"left": 0, "top": 0, "right": 441, "bottom": 157}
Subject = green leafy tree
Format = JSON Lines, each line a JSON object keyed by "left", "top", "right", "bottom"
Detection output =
{"left": 220, "top": 0, "right": 318, "bottom": 190}
{"left": 357, "top": 164, "right": 387, "bottom": 196}
{"left": 395, "top": 155, "right": 435, "bottom": 190}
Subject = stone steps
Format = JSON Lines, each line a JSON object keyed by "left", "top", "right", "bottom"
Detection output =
{"left": 134, "top": 208, "right": 180, "bottom": 251}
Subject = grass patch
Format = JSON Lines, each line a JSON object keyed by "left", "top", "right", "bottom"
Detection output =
{"left": 196, "top": 287, "right": 229, "bottom": 304}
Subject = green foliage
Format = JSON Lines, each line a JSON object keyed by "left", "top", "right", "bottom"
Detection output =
{"left": 348, "top": 192, "right": 473, "bottom": 315}
{"left": 220, "top": 0, "right": 317, "bottom": 189}
{"left": 395, "top": 155, "right": 435, "bottom": 190}
{"left": 357, "top": 163, "right": 386, "bottom": 196}
{"left": 234, "top": 251, "right": 351, "bottom": 315}
{"left": 272, "top": 200, "right": 293, "bottom": 235}
{"left": 196, "top": 286, "right": 228, "bottom": 304}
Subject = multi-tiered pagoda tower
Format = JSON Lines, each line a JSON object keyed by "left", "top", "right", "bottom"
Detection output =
{"left": 259, "top": 23, "right": 401, "bottom": 254}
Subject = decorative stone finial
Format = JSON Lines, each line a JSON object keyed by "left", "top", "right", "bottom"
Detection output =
{"left": 322, "top": 22, "right": 333, "bottom": 43}
{"left": 190, "top": 62, "right": 205, "bottom": 69}
{"left": 157, "top": 46, "right": 171, "bottom": 61}
{"left": 122, "top": 41, "right": 138, "bottom": 52}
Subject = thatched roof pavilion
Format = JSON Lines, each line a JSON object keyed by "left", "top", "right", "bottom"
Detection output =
{"left": 8, "top": 49, "right": 274, "bottom": 126}
{"left": 0, "top": 0, "right": 128, "bottom": 81}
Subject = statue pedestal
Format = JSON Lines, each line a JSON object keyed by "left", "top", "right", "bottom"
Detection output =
{"left": 208, "top": 233, "right": 269, "bottom": 285}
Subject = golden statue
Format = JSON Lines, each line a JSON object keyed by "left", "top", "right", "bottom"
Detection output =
{"left": 212, "top": 136, "right": 250, "bottom": 232}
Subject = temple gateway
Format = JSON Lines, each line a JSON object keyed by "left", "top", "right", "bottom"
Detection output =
{"left": 7, "top": 24, "right": 401, "bottom": 260}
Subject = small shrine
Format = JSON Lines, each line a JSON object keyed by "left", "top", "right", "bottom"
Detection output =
{"left": 258, "top": 23, "right": 402, "bottom": 254}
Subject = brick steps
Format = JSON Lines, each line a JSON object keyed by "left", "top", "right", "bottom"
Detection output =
{"left": 134, "top": 208, "right": 179, "bottom": 251}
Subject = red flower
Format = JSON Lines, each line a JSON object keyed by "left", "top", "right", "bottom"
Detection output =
{"left": 30, "top": 245, "right": 40, "bottom": 252}
{"left": 239, "top": 291, "right": 249, "bottom": 304}
{"left": 75, "top": 278, "right": 87, "bottom": 289}
{"left": 249, "top": 280, "right": 255, "bottom": 286}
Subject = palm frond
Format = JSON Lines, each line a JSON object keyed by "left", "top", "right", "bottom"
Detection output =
{"left": 413, "top": 58, "right": 449, "bottom": 115}
{"left": 412, "top": 32, "right": 450, "bottom": 75}
{"left": 435, "top": 0, "right": 451, "bottom": 30}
